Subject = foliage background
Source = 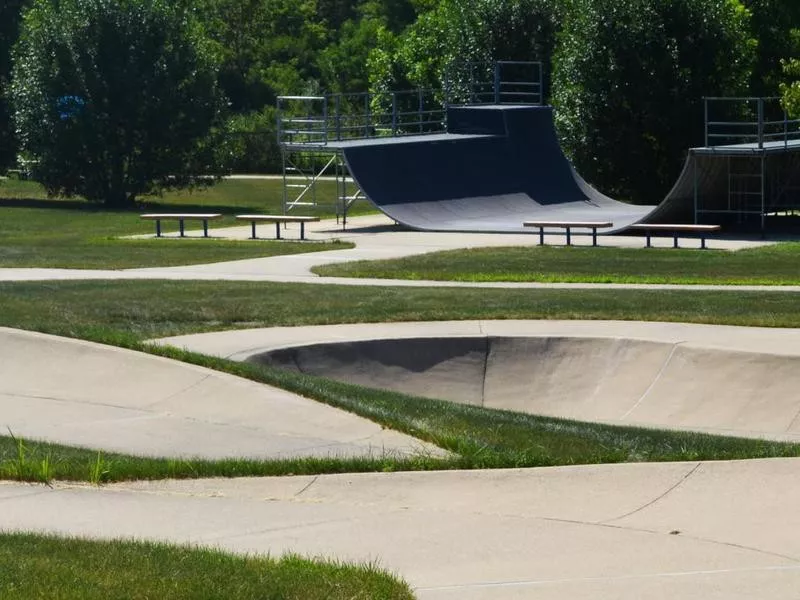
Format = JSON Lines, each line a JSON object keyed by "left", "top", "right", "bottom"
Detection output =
{"left": 2, "top": 0, "right": 800, "bottom": 200}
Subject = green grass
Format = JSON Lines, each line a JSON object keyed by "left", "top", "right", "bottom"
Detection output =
{"left": 0, "top": 176, "right": 374, "bottom": 215}
{"left": 0, "top": 180, "right": 356, "bottom": 268}
{"left": 2, "top": 280, "right": 800, "bottom": 343}
{"left": 0, "top": 427, "right": 447, "bottom": 483}
{"left": 312, "top": 244, "right": 800, "bottom": 285}
{"left": 0, "top": 533, "right": 414, "bottom": 600}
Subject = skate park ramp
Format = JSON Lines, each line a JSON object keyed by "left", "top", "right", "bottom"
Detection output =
{"left": 0, "top": 327, "right": 443, "bottom": 459}
{"left": 193, "top": 320, "right": 800, "bottom": 442}
{"left": 339, "top": 104, "right": 761, "bottom": 233}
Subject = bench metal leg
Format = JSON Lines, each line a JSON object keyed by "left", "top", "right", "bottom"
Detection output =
{"left": 179, "top": 219, "right": 185, "bottom": 237}
{"left": 566, "top": 227, "right": 571, "bottom": 246}
{"left": 700, "top": 235, "right": 707, "bottom": 250}
{"left": 203, "top": 220, "right": 209, "bottom": 238}
{"left": 644, "top": 232, "right": 651, "bottom": 248}
{"left": 673, "top": 233, "right": 679, "bottom": 249}
{"left": 275, "top": 222, "right": 281, "bottom": 240}
{"left": 300, "top": 222, "right": 305, "bottom": 240}
{"left": 539, "top": 227, "right": 545, "bottom": 246}
{"left": 155, "top": 220, "right": 162, "bottom": 238}
{"left": 592, "top": 227, "right": 598, "bottom": 247}
{"left": 251, "top": 222, "right": 257, "bottom": 239}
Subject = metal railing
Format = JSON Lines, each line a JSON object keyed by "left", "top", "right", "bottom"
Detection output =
{"left": 704, "top": 97, "right": 800, "bottom": 150}
{"left": 446, "top": 61, "right": 543, "bottom": 106}
{"left": 277, "top": 60, "right": 544, "bottom": 147}
{"left": 277, "top": 89, "right": 446, "bottom": 146}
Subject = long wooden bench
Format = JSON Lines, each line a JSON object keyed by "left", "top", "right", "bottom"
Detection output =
{"left": 140, "top": 213, "right": 223, "bottom": 238}
{"left": 628, "top": 223, "right": 721, "bottom": 249}
{"left": 523, "top": 221, "right": 614, "bottom": 247}
{"left": 235, "top": 215, "right": 320, "bottom": 240}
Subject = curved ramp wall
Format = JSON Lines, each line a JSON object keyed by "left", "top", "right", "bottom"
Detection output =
{"left": 251, "top": 336, "right": 800, "bottom": 442}
{"left": 341, "top": 103, "right": 800, "bottom": 233}
{"left": 342, "top": 105, "right": 653, "bottom": 234}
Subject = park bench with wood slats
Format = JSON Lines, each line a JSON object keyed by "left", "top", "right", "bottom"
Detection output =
{"left": 628, "top": 223, "right": 721, "bottom": 249}
{"left": 235, "top": 214, "right": 320, "bottom": 240}
{"left": 140, "top": 213, "right": 223, "bottom": 238}
{"left": 523, "top": 220, "right": 614, "bottom": 247}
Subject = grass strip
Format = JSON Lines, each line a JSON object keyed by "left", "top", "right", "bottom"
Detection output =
{"left": 0, "top": 533, "right": 414, "bottom": 600}
{"left": 0, "top": 205, "right": 352, "bottom": 268}
{"left": 0, "top": 177, "right": 374, "bottom": 215}
{"left": 3, "top": 341, "right": 799, "bottom": 484}
{"left": 312, "top": 244, "right": 800, "bottom": 285}
{"left": 2, "top": 281, "right": 800, "bottom": 342}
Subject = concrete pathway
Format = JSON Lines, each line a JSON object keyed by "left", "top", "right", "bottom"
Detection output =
{"left": 1, "top": 215, "right": 792, "bottom": 291}
{"left": 2, "top": 459, "right": 800, "bottom": 599}
{"left": 0, "top": 327, "right": 441, "bottom": 459}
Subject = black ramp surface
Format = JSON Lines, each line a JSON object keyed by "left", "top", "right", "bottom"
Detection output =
{"left": 342, "top": 105, "right": 654, "bottom": 233}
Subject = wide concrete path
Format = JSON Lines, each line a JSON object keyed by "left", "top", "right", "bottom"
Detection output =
{"left": 156, "top": 320, "right": 800, "bottom": 442}
{"left": 1, "top": 215, "right": 790, "bottom": 291}
{"left": 3, "top": 459, "right": 800, "bottom": 599}
{"left": 0, "top": 327, "right": 440, "bottom": 459}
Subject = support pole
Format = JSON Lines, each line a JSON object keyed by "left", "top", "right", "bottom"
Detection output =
{"left": 761, "top": 153, "right": 767, "bottom": 236}
{"left": 392, "top": 92, "right": 398, "bottom": 136}
{"left": 693, "top": 152, "right": 699, "bottom": 224}
{"left": 418, "top": 89, "right": 423, "bottom": 133}
{"left": 494, "top": 63, "right": 501, "bottom": 104}
{"left": 365, "top": 93, "right": 371, "bottom": 138}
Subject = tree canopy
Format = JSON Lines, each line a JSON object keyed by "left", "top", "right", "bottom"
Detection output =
{"left": 3, "top": 0, "right": 799, "bottom": 195}
{"left": 0, "top": 0, "right": 26, "bottom": 170}
{"left": 12, "top": 0, "right": 225, "bottom": 206}
{"left": 552, "top": 0, "right": 754, "bottom": 203}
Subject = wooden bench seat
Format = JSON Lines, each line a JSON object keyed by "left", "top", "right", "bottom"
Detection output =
{"left": 523, "top": 221, "right": 614, "bottom": 247}
{"left": 628, "top": 223, "right": 721, "bottom": 249}
{"left": 235, "top": 214, "right": 320, "bottom": 240}
{"left": 140, "top": 213, "right": 223, "bottom": 238}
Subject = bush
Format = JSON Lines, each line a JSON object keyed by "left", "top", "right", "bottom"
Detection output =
{"left": 220, "top": 108, "right": 282, "bottom": 174}
{"left": 12, "top": 0, "right": 226, "bottom": 207}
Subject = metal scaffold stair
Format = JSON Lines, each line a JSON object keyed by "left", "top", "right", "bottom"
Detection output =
{"left": 727, "top": 156, "right": 765, "bottom": 220}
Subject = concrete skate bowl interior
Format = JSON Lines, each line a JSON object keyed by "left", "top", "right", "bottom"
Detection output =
{"left": 248, "top": 336, "right": 800, "bottom": 442}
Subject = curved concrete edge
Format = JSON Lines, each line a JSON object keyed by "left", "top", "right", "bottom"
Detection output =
{"left": 0, "top": 327, "right": 446, "bottom": 460}
{"left": 2, "top": 458, "right": 800, "bottom": 598}
{"left": 152, "top": 319, "right": 800, "bottom": 362}
{"left": 152, "top": 320, "right": 800, "bottom": 442}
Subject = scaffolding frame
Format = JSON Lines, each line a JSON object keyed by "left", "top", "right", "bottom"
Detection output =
{"left": 694, "top": 97, "right": 800, "bottom": 232}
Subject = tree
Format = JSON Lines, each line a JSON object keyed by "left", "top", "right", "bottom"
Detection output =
{"left": 0, "top": 0, "right": 26, "bottom": 170}
{"left": 781, "top": 56, "right": 800, "bottom": 117}
{"left": 552, "top": 0, "right": 754, "bottom": 204}
{"left": 12, "top": 0, "right": 225, "bottom": 207}
{"left": 369, "top": 0, "right": 563, "bottom": 101}
{"left": 742, "top": 0, "right": 800, "bottom": 94}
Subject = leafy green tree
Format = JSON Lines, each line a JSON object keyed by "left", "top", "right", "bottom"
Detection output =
{"left": 0, "top": 0, "right": 26, "bottom": 170}
{"left": 12, "top": 0, "right": 225, "bottom": 207}
{"left": 552, "top": 0, "right": 754, "bottom": 204}
{"left": 780, "top": 56, "right": 800, "bottom": 117}
{"left": 742, "top": 0, "right": 800, "bottom": 94}
{"left": 369, "top": 0, "right": 563, "bottom": 101}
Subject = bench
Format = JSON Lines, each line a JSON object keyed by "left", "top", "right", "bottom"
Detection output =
{"left": 235, "top": 215, "right": 320, "bottom": 240}
{"left": 140, "top": 213, "right": 223, "bottom": 238}
{"left": 523, "top": 221, "right": 614, "bottom": 247}
{"left": 628, "top": 224, "right": 721, "bottom": 249}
